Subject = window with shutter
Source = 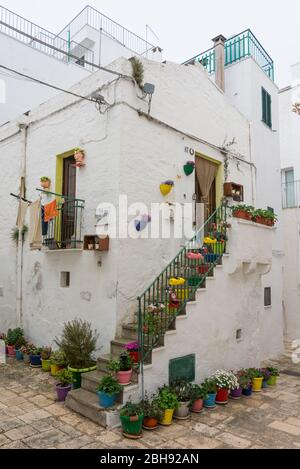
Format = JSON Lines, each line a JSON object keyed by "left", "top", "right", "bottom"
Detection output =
{"left": 262, "top": 87, "right": 272, "bottom": 128}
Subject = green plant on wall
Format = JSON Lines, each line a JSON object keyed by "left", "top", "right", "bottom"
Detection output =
{"left": 129, "top": 57, "right": 144, "bottom": 90}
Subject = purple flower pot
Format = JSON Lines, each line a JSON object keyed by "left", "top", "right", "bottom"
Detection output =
{"left": 230, "top": 387, "right": 243, "bottom": 400}
{"left": 56, "top": 384, "right": 72, "bottom": 402}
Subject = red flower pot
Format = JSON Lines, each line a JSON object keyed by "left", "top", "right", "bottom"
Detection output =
{"left": 129, "top": 351, "right": 139, "bottom": 364}
{"left": 216, "top": 388, "right": 229, "bottom": 405}
{"left": 7, "top": 345, "right": 16, "bottom": 357}
{"left": 191, "top": 399, "right": 204, "bottom": 413}
{"left": 254, "top": 216, "right": 269, "bottom": 226}
{"left": 198, "top": 265, "right": 210, "bottom": 275}
{"left": 233, "top": 210, "right": 252, "bottom": 221}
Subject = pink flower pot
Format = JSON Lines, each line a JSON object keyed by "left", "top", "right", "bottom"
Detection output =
{"left": 191, "top": 399, "right": 204, "bottom": 413}
{"left": 7, "top": 345, "right": 16, "bottom": 357}
{"left": 117, "top": 370, "right": 133, "bottom": 385}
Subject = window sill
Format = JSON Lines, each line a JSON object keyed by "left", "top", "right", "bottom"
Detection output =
{"left": 261, "top": 120, "right": 273, "bottom": 131}
{"left": 264, "top": 305, "right": 272, "bottom": 310}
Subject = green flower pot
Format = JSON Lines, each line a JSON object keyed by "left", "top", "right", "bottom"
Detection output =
{"left": 120, "top": 414, "right": 144, "bottom": 439}
{"left": 267, "top": 375, "right": 277, "bottom": 387}
{"left": 183, "top": 164, "right": 195, "bottom": 176}
{"left": 68, "top": 365, "right": 97, "bottom": 389}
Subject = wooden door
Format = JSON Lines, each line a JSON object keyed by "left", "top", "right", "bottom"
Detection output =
{"left": 61, "top": 156, "right": 76, "bottom": 246}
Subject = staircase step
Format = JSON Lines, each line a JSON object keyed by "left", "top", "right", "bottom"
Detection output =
{"left": 65, "top": 388, "right": 121, "bottom": 429}
{"left": 122, "top": 323, "right": 138, "bottom": 340}
{"left": 111, "top": 338, "right": 132, "bottom": 356}
{"left": 97, "top": 354, "right": 140, "bottom": 382}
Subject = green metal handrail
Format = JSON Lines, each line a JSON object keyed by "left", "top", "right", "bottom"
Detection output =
{"left": 137, "top": 203, "right": 228, "bottom": 393}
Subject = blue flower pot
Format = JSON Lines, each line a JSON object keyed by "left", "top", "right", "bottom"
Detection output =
{"left": 204, "top": 254, "right": 219, "bottom": 264}
{"left": 30, "top": 354, "right": 42, "bottom": 367}
{"left": 15, "top": 349, "right": 23, "bottom": 361}
{"left": 242, "top": 386, "right": 253, "bottom": 397}
{"left": 262, "top": 380, "right": 268, "bottom": 389}
{"left": 204, "top": 393, "right": 217, "bottom": 409}
{"left": 97, "top": 391, "right": 117, "bottom": 409}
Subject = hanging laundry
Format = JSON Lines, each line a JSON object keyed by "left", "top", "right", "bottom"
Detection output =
{"left": 44, "top": 200, "right": 58, "bottom": 223}
{"left": 41, "top": 206, "right": 48, "bottom": 237}
{"left": 29, "top": 200, "right": 42, "bottom": 250}
{"left": 16, "top": 200, "right": 29, "bottom": 229}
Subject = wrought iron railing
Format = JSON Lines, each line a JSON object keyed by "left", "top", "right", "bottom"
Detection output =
{"left": 137, "top": 204, "right": 228, "bottom": 382}
{"left": 282, "top": 181, "right": 300, "bottom": 209}
{"left": 37, "top": 190, "right": 85, "bottom": 250}
{"left": 0, "top": 5, "right": 94, "bottom": 70}
{"left": 58, "top": 5, "right": 154, "bottom": 56}
{"left": 184, "top": 29, "right": 274, "bottom": 81}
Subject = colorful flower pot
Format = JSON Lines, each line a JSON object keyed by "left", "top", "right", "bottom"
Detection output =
{"left": 188, "top": 276, "right": 202, "bottom": 287}
{"left": 160, "top": 409, "right": 174, "bottom": 426}
{"left": 98, "top": 391, "right": 117, "bottom": 409}
{"left": 30, "top": 354, "right": 42, "bottom": 368}
{"left": 143, "top": 417, "right": 158, "bottom": 430}
{"left": 242, "top": 385, "right": 253, "bottom": 397}
{"left": 129, "top": 351, "right": 139, "bottom": 364}
{"left": 212, "top": 243, "right": 225, "bottom": 255}
{"left": 175, "top": 289, "right": 189, "bottom": 300}
{"left": 267, "top": 376, "right": 278, "bottom": 387}
{"left": 233, "top": 211, "right": 252, "bottom": 221}
{"left": 191, "top": 399, "right": 204, "bottom": 413}
{"left": 117, "top": 369, "right": 133, "bottom": 386}
{"left": 120, "top": 414, "right": 144, "bottom": 439}
{"left": 252, "top": 377, "right": 263, "bottom": 392}
{"left": 174, "top": 402, "right": 190, "bottom": 420}
{"left": 204, "top": 393, "right": 217, "bottom": 409}
{"left": 50, "top": 364, "right": 64, "bottom": 377}
{"left": 68, "top": 365, "right": 97, "bottom": 390}
{"left": 15, "top": 349, "right": 23, "bottom": 361}
{"left": 186, "top": 252, "right": 203, "bottom": 261}
{"left": 41, "top": 359, "right": 51, "bottom": 372}
{"left": 183, "top": 164, "right": 195, "bottom": 176}
{"left": 7, "top": 345, "right": 16, "bottom": 357}
{"left": 262, "top": 380, "right": 268, "bottom": 389}
{"left": 216, "top": 388, "right": 229, "bottom": 405}
{"left": 230, "top": 387, "right": 243, "bottom": 400}
{"left": 169, "top": 278, "right": 185, "bottom": 286}
{"left": 160, "top": 184, "right": 173, "bottom": 197}
{"left": 56, "top": 384, "right": 72, "bottom": 402}
{"left": 23, "top": 353, "right": 31, "bottom": 365}
{"left": 204, "top": 254, "right": 219, "bottom": 264}
{"left": 198, "top": 265, "right": 210, "bottom": 275}
{"left": 254, "top": 216, "right": 270, "bottom": 226}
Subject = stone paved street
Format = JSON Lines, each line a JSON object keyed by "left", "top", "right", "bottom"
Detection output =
{"left": 1, "top": 356, "right": 300, "bottom": 449}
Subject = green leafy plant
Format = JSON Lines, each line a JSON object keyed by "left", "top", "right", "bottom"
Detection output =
{"left": 141, "top": 393, "right": 164, "bottom": 421}
{"left": 267, "top": 367, "right": 280, "bottom": 377}
{"left": 235, "top": 370, "right": 251, "bottom": 389}
{"left": 247, "top": 368, "right": 264, "bottom": 379}
{"left": 97, "top": 375, "right": 122, "bottom": 397}
{"left": 202, "top": 378, "right": 217, "bottom": 395}
{"left": 253, "top": 209, "right": 277, "bottom": 223}
{"left": 120, "top": 401, "right": 143, "bottom": 417}
{"left": 30, "top": 346, "right": 43, "bottom": 356}
{"left": 107, "top": 358, "right": 120, "bottom": 374}
{"left": 11, "top": 225, "right": 28, "bottom": 243}
{"left": 119, "top": 352, "right": 132, "bottom": 372}
{"left": 6, "top": 328, "right": 26, "bottom": 348}
{"left": 20, "top": 343, "right": 35, "bottom": 355}
{"left": 41, "top": 347, "right": 52, "bottom": 360}
{"left": 231, "top": 205, "right": 254, "bottom": 215}
{"left": 156, "top": 386, "right": 179, "bottom": 410}
{"left": 170, "top": 380, "right": 193, "bottom": 402}
{"left": 189, "top": 384, "right": 207, "bottom": 405}
{"left": 55, "top": 319, "right": 99, "bottom": 369}
{"left": 129, "top": 57, "right": 144, "bottom": 89}
{"left": 40, "top": 176, "right": 51, "bottom": 182}
{"left": 50, "top": 350, "right": 66, "bottom": 366}
{"left": 55, "top": 369, "right": 75, "bottom": 387}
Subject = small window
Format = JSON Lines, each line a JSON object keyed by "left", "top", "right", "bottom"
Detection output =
{"left": 262, "top": 88, "right": 272, "bottom": 128}
{"left": 264, "top": 287, "right": 272, "bottom": 307}
{"left": 60, "top": 272, "right": 70, "bottom": 288}
{"left": 236, "top": 329, "right": 242, "bottom": 341}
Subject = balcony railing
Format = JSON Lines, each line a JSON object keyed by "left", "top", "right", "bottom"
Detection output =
{"left": 37, "top": 190, "right": 85, "bottom": 250}
{"left": 282, "top": 181, "right": 300, "bottom": 209}
{"left": 0, "top": 5, "right": 94, "bottom": 70}
{"left": 184, "top": 29, "right": 274, "bottom": 81}
{"left": 58, "top": 5, "right": 154, "bottom": 56}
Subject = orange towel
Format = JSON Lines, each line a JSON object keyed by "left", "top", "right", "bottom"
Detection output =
{"left": 44, "top": 200, "right": 58, "bottom": 222}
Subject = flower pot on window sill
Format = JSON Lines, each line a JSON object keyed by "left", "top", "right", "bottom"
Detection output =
{"left": 233, "top": 210, "right": 252, "bottom": 221}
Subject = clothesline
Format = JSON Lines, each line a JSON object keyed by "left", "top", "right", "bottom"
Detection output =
{"left": 10, "top": 193, "right": 32, "bottom": 204}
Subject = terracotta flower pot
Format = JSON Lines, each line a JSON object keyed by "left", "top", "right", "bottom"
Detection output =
{"left": 143, "top": 417, "right": 158, "bottom": 430}
{"left": 7, "top": 345, "right": 16, "bottom": 357}
{"left": 117, "top": 369, "right": 133, "bottom": 385}
{"left": 254, "top": 216, "right": 269, "bottom": 226}
{"left": 191, "top": 399, "right": 204, "bottom": 413}
{"left": 233, "top": 210, "right": 252, "bottom": 221}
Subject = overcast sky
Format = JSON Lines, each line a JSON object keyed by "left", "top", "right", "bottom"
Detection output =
{"left": 1, "top": 0, "right": 298, "bottom": 88}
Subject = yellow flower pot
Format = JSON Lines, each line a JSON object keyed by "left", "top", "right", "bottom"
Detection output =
{"left": 252, "top": 377, "right": 263, "bottom": 392}
{"left": 160, "top": 184, "right": 173, "bottom": 197}
{"left": 160, "top": 409, "right": 174, "bottom": 426}
{"left": 176, "top": 289, "right": 189, "bottom": 300}
{"left": 169, "top": 278, "right": 185, "bottom": 286}
{"left": 50, "top": 364, "right": 64, "bottom": 376}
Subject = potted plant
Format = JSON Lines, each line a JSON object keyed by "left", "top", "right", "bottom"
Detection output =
{"left": 156, "top": 386, "right": 178, "bottom": 426}
{"left": 74, "top": 148, "right": 86, "bottom": 167}
{"left": 20, "top": 343, "right": 34, "bottom": 365}
{"left": 96, "top": 375, "right": 122, "bottom": 409}
{"left": 50, "top": 350, "right": 66, "bottom": 376}
{"left": 238, "top": 370, "right": 253, "bottom": 397}
{"left": 231, "top": 204, "right": 254, "bottom": 221}
{"left": 41, "top": 347, "right": 52, "bottom": 372}
{"left": 124, "top": 341, "right": 139, "bottom": 365}
{"left": 171, "top": 380, "right": 193, "bottom": 420}
{"left": 120, "top": 401, "right": 144, "bottom": 439}
{"left": 261, "top": 368, "right": 271, "bottom": 388}
{"left": 202, "top": 378, "right": 217, "bottom": 409}
{"left": 55, "top": 369, "right": 75, "bottom": 402}
{"left": 107, "top": 352, "right": 133, "bottom": 385}
{"left": 6, "top": 328, "right": 25, "bottom": 357}
{"left": 230, "top": 370, "right": 248, "bottom": 399}
{"left": 266, "top": 367, "right": 280, "bottom": 386}
{"left": 252, "top": 209, "right": 277, "bottom": 227}
{"left": 189, "top": 384, "right": 207, "bottom": 413}
{"left": 55, "top": 319, "right": 99, "bottom": 389}
{"left": 248, "top": 368, "right": 264, "bottom": 392}
{"left": 160, "top": 180, "right": 174, "bottom": 197}
{"left": 212, "top": 370, "right": 239, "bottom": 405}
{"left": 40, "top": 177, "right": 51, "bottom": 190}
{"left": 141, "top": 393, "right": 164, "bottom": 430}
{"left": 29, "top": 346, "right": 43, "bottom": 368}
{"left": 183, "top": 161, "right": 195, "bottom": 176}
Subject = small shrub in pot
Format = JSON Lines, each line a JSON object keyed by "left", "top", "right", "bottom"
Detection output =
{"left": 96, "top": 375, "right": 122, "bottom": 409}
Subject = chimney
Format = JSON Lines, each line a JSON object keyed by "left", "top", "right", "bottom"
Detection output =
{"left": 212, "top": 35, "right": 226, "bottom": 92}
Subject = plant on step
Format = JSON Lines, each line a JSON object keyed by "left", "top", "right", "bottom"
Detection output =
{"left": 143, "top": 306, "right": 169, "bottom": 338}
{"left": 108, "top": 352, "right": 133, "bottom": 386}
{"left": 97, "top": 375, "right": 122, "bottom": 397}
{"left": 124, "top": 341, "right": 139, "bottom": 365}
{"left": 55, "top": 319, "right": 99, "bottom": 369}
{"left": 11, "top": 225, "right": 28, "bottom": 244}
{"left": 107, "top": 358, "right": 121, "bottom": 374}
{"left": 120, "top": 351, "right": 132, "bottom": 372}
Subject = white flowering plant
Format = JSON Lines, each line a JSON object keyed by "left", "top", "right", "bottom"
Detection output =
{"left": 211, "top": 370, "right": 239, "bottom": 391}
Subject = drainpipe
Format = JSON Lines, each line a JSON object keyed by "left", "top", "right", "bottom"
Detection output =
{"left": 212, "top": 35, "right": 226, "bottom": 92}
{"left": 16, "top": 121, "right": 28, "bottom": 327}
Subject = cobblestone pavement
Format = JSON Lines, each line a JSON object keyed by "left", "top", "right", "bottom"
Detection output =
{"left": 1, "top": 356, "right": 300, "bottom": 449}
